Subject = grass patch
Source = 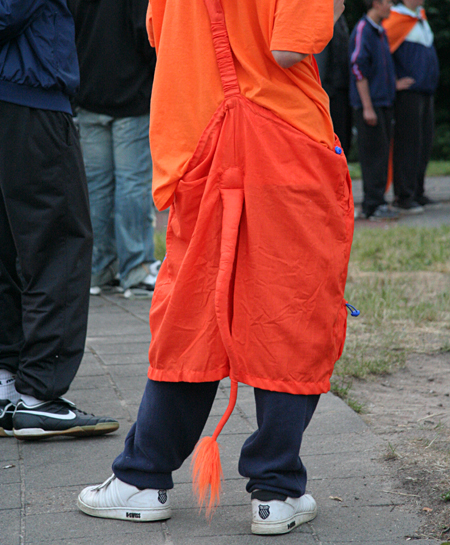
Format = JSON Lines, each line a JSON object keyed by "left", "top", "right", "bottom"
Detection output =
{"left": 330, "top": 380, "right": 364, "bottom": 413}
{"left": 350, "top": 226, "right": 450, "bottom": 272}
{"left": 154, "top": 231, "right": 167, "bottom": 262}
{"left": 348, "top": 160, "right": 450, "bottom": 180}
{"left": 332, "top": 226, "right": 450, "bottom": 405}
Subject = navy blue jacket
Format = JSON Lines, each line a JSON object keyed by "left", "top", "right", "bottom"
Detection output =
{"left": 349, "top": 15, "right": 396, "bottom": 110}
{"left": 0, "top": 0, "right": 79, "bottom": 114}
{"left": 393, "top": 39, "right": 439, "bottom": 95}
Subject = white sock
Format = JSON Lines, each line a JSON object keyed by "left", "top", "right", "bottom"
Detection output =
{"left": 0, "top": 369, "right": 21, "bottom": 404}
{"left": 20, "top": 394, "right": 45, "bottom": 407}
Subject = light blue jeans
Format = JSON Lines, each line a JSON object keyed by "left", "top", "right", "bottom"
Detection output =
{"left": 77, "top": 109, "right": 156, "bottom": 289}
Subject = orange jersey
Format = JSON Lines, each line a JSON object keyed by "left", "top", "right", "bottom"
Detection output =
{"left": 147, "top": 0, "right": 335, "bottom": 210}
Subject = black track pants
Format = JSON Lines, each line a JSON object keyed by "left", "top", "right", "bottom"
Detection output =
{"left": 0, "top": 101, "right": 93, "bottom": 400}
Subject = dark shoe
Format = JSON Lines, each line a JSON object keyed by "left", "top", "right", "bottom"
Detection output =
{"left": 90, "top": 278, "right": 123, "bottom": 296}
{"left": 369, "top": 204, "right": 399, "bottom": 221}
{"left": 13, "top": 398, "right": 119, "bottom": 440}
{"left": 392, "top": 200, "right": 424, "bottom": 214}
{"left": 416, "top": 195, "right": 440, "bottom": 207}
{"left": 0, "top": 399, "right": 15, "bottom": 437}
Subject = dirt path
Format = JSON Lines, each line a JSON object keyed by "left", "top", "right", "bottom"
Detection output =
{"left": 349, "top": 352, "right": 450, "bottom": 540}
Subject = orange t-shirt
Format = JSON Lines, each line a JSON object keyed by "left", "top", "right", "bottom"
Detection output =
{"left": 147, "top": 0, "right": 335, "bottom": 210}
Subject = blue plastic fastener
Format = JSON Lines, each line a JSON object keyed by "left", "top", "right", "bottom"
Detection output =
{"left": 346, "top": 303, "right": 360, "bottom": 317}
{"left": 335, "top": 146, "right": 342, "bottom": 155}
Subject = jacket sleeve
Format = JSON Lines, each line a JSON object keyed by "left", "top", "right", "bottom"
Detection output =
{"left": 0, "top": 0, "right": 45, "bottom": 46}
{"left": 127, "top": 0, "right": 156, "bottom": 65}
{"left": 350, "top": 22, "right": 371, "bottom": 81}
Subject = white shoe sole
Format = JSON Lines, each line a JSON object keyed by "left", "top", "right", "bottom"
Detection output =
{"left": 123, "top": 288, "right": 154, "bottom": 299}
{"left": 13, "top": 422, "right": 119, "bottom": 439}
{"left": 251, "top": 506, "right": 317, "bottom": 535}
{"left": 77, "top": 496, "right": 172, "bottom": 522}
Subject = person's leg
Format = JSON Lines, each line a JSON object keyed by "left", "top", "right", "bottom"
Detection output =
{"left": 0, "top": 162, "right": 22, "bottom": 408}
{"left": 354, "top": 107, "right": 391, "bottom": 217}
{"left": 0, "top": 161, "right": 22, "bottom": 382}
{"left": 77, "top": 379, "right": 219, "bottom": 520}
{"left": 415, "top": 94, "right": 434, "bottom": 201}
{"left": 239, "top": 388, "right": 320, "bottom": 535}
{"left": 393, "top": 91, "right": 422, "bottom": 206}
{"left": 77, "top": 108, "right": 118, "bottom": 288}
{"left": 113, "top": 379, "right": 219, "bottom": 489}
{"left": 239, "top": 388, "right": 320, "bottom": 498}
{"left": 0, "top": 102, "right": 93, "bottom": 400}
{"left": 112, "top": 114, "right": 156, "bottom": 290}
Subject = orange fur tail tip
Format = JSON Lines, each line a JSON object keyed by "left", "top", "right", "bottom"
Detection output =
{"left": 191, "top": 436, "right": 223, "bottom": 518}
{"left": 191, "top": 380, "right": 238, "bottom": 519}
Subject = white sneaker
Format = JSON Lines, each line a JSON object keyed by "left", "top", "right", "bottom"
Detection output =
{"left": 251, "top": 493, "right": 317, "bottom": 535}
{"left": 77, "top": 475, "right": 171, "bottom": 522}
{"left": 142, "top": 260, "right": 162, "bottom": 289}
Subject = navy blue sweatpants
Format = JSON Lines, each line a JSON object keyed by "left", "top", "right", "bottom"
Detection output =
{"left": 113, "top": 379, "right": 319, "bottom": 498}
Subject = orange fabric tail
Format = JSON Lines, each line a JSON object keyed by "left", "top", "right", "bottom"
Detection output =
{"left": 191, "top": 379, "right": 238, "bottom": 518}
{"left": 386, "top": 138, "right": 393, "bottom": 192}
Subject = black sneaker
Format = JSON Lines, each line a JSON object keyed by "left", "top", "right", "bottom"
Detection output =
{"left": 13, "top": 398, "right": 119, "bottom": 440}
{"left": 369, "top": 204, "right": 399, "bottom": 221}
{"left": 0, "top": 399, "right": 15, "bottom": 437}
{"left": 392, "top": 200, "right": 424, "bottom": 214}
{"left": 416, "top": 195, "right": 440, "bottom": 207}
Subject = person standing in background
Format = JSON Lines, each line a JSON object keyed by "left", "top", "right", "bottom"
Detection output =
{"left": 316, "top": 14, "right": 352, "bottom": 157}
{"left": 383, "top": 0, "right": 440, "bottom": 213}
{"left": 68, "top": 0, "right": 160, "bottom": 299}
{"left": 0, "top": 0, "right": 119, "bottom": 439}
{"left": 349, "top": 0, "right": 413, "bottom": 220}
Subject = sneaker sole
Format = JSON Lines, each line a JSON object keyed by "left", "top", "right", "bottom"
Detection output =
{"left": 77, "top": 497, "right": 172, "bottom": 522}
{"left": 392, "top": 207, "right": 424, "bottom": 215}
{"left": 251, "top": 507, "right": 317, "bottom": 535}
{"left": 123, "top": 288, "right": 154, "bottom": 299}
{"left": 13, "top": 422, "right": 119, "bottom": 440}
{"left": 369, "top": 216, "right": 399, "bottom": 222}
{"left": 0, "top": 427, "right": 14, "bottom": 437}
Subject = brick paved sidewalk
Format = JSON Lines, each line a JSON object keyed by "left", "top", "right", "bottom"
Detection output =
{"left": 0, "top": 294, "right": 439, "bottom": 544}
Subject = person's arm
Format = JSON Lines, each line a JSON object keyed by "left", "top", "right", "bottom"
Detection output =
{"left": 356, "top": 78, "right": 377, "bottom": 126}
{"left": 0, "top": 0, "right": 44, "bottom": 46}
{"left": 270, "top": 0, "right": 337, "bottom": 69}
{"left": 271, "top": 51, "right": 307, "bottom": 68}
{"left": 350, "top": 20, "right": 377, "bottom": 125}
{"left": 146, "top": 0, "right": 155, "bottom": 48}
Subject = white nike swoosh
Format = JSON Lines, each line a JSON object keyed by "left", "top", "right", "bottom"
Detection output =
{"left": 16, "top": 409, "right": 77, "bottom": 421}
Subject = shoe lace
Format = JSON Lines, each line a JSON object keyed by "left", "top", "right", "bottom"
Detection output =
{"left": 59, "top": 397, "right": 95, "bottom": 417}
